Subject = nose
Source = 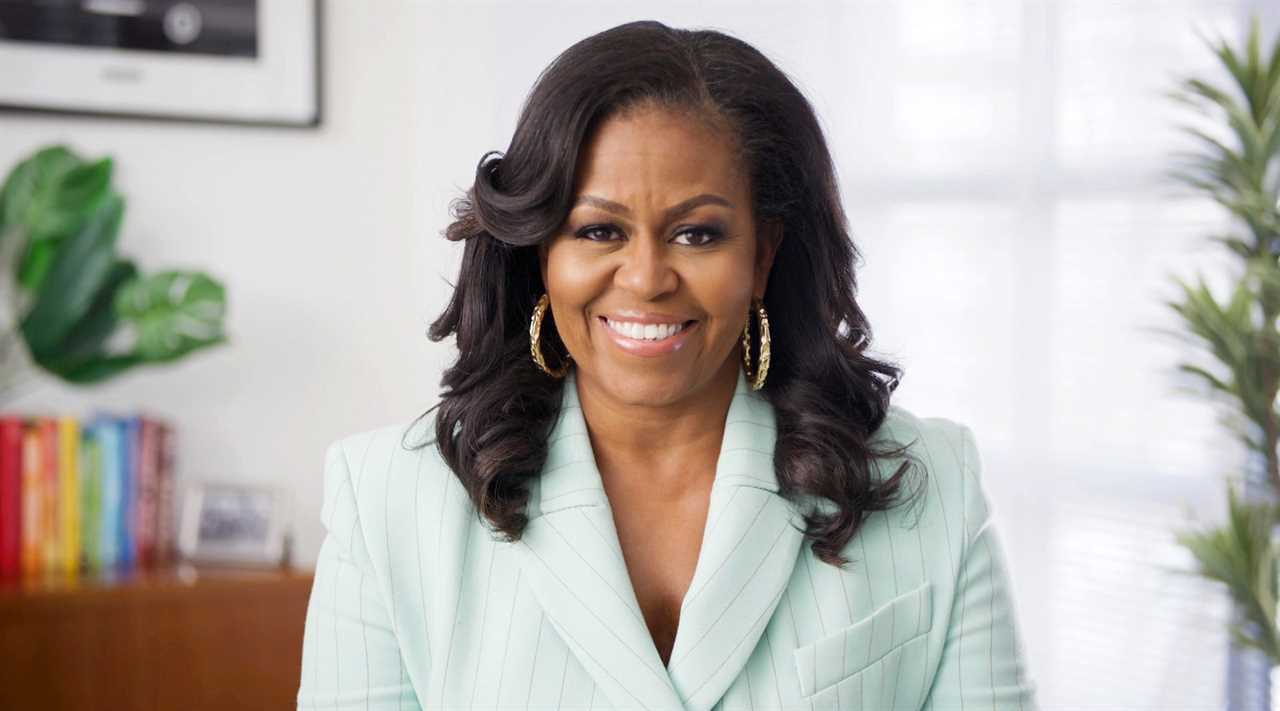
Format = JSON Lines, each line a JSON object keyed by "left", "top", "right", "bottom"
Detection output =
{"left": 614, "top": 231, "right": 678, "bottom": 299}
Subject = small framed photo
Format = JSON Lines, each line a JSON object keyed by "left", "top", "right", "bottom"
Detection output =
{"left": 0, "top": 0, "right": 322, "bottom": 127}
{"left": 179, "top": 480, "right": 292, "bottom": 567}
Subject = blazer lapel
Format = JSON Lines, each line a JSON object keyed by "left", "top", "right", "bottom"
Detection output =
{"left": 665, "top": 371, "right": 806, "bottom": 711}
{"left": 509, "top": 367, "right": 806, "bottom": 711}
{"left": 510, "top": 368, "right": 684, "bottom": 710}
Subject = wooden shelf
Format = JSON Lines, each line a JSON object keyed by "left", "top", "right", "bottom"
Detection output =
{"left": 0, "top": 564, "right": 314, "bottom": 711}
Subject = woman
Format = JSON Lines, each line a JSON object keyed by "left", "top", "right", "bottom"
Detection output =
{"left": 297, "top": 20, "right": 1038, "bottom": 711}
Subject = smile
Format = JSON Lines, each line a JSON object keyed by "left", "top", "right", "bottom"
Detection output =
{"left": 598, "top": 316, "right": 698, "bottom": 357}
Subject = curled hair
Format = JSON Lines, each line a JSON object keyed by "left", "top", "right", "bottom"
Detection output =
{"left": 406, "top": 20, "right": 923, "bottom": 569}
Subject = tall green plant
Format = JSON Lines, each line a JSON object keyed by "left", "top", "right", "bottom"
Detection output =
{"left": 1169, "top": 18, "right": 1280, "bottom": 664}
{"left": 0, "top": 145, "right": 228, "bottom": 393}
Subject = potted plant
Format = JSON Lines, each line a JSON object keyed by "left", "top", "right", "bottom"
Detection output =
{"left": 0, "top": 144, "right": 229, "bottom": 401}
{"left": 1168, "top": 17, "right": 1280, "bottom": 708}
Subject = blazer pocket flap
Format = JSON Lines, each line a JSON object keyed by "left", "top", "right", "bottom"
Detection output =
{"left": 793, "top": 580, "right": 933, "bottom": 697}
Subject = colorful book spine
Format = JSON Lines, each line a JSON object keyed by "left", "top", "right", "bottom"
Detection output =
{"left": 0, "top": 417, "right": 22, "bottom": 581}
{"left": 136, "top": 417, "right": 158, "bottom": 569}
{"left": 118, "top": 416, "right": 139, "bottom": 572}
{"left": 39, "top": 419, "right": 59, "bottom": 575}
{"left": 80, "top": 427, "right": 102, "bottom": 573}
{"left": 58, "top": 417, "right": 80, "bottom": 576}
{"left": 0, "top": 412, "right": 181, "bottom": 581}
{"left": 20, "top": 422, "right": 40, "bottom": 578}
{"left": 156, "top": 422, "right": 176, "bottom": 566}
{"left": 96, "top": 417, "right": 121, "bottom": 571}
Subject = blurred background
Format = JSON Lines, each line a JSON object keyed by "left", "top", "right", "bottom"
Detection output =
{"left": 3, "top": 0, "right": 1280, "bottom": 709}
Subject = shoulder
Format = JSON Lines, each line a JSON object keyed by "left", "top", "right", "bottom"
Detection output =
{"left": 862, "top": 403, "right": 991, "bottom": 556}
{"left": 319, "top": 414, "right": 458, "bottom": 543}
{"left": 316, "top": 414, "right": 471, "bottom": 587}
{"left": 871, "top": 404, "right": 980, "bottom": 484}
{"left": 324, "top": 416, "right": 442, "bottom": 496}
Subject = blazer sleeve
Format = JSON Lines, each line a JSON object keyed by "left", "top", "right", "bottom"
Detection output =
{"left": 922, "top": 424, "right": 1040, "bottom": 710}
{"left": 296, "top": 439, "right": 423, "bottom": 711}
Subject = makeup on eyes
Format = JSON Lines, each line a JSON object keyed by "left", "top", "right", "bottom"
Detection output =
{"left": 571, "top": 221, "right": 728, "bottom": 246}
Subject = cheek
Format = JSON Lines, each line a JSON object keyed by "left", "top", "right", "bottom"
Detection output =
{"left": 545, "top": 250, "right": 599, "bottom": 303}
{"left": 693, "top": 258, "right": 757, "bottom": 319}
{"left": 543, "top": 251, "right": 607, "bottom": 342}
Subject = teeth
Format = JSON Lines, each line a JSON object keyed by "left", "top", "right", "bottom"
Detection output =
{"left": 605, "top": 318, "right": 688, "bottom": 341}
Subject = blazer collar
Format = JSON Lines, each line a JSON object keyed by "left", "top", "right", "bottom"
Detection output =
{"left": 509, "top": 367, "right": 807, "bottom": 711}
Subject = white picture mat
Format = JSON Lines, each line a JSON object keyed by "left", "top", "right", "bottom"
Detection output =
{"left": 0, "top": 2, "right": 318, "bottom": 125}
{"left": 179, "top": 480, "right": 292, "bottom": 566}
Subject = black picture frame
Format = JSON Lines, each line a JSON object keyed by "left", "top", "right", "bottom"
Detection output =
{"left": 0, "top": 0, "right": 323, "bottom": 129}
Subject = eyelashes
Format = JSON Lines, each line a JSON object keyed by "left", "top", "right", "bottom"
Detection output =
{"left": 573, "top": 223, "right": 726, "bottom": 247}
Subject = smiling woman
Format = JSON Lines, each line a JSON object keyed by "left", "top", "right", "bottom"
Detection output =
{"left": 537, "top": 106, "right": 778, "bottom": 405}
{"left": 297, "top": 19, "right": 1039, "bottom": 711}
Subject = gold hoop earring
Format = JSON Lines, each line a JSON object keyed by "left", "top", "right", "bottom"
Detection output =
{"left": 530, "top": 293, "right": 572, "bottom": 378}
{"left": 741, "top": 297, "right": 771, "bottom": 391}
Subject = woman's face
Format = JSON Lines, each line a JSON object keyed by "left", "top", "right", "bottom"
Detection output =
{"left": 537, "top": 104, "right": 781, "bottom": 407}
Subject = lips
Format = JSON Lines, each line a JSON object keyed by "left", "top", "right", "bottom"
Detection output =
{"left": 599, "top": 315, "right": 697, "bottom": 326}
{"left": 600, "top": 316, "right": 694, "bottom": 338}
{"left": 597, "top": 315, "right": 698, "bottom": 357}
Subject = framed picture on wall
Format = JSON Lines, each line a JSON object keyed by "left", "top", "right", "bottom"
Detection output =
{"left": 0, "top": 0, "right": 322, "bottom": 128}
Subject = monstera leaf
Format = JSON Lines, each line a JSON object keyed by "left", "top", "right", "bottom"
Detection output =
{"left": 37, "top": 269, "right": 228, "bottom": 385}
{"left": 0, "top": 145, "right": 114, "bottom": 292}
{"left": 20, "top": 191, "right": 124, "bottom": 357}
{"left": 0, "top": 143, "right": 229, "bottom": 393}
{"left": 116, "top": 271, "right": 227, "bottom": 362}
{"left": 33, "top": 258, "right": 139, "bottom": 380}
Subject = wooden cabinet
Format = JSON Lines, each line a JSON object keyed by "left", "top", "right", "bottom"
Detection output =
{"left": 0, "top": 565, "right": 314, "bottom": 711}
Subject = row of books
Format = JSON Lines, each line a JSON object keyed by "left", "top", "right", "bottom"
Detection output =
{"left": 0, "top": 413, "right": 177, "bottom": 582}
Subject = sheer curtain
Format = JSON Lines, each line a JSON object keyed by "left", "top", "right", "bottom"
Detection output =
{"left": 425, "top": 1, "right": 1280, "bottom": 706}
{"left": 840, "top": 2, "right": 1272, "bottom": 707}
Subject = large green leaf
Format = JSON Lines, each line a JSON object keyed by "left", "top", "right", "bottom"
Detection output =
{"left": 19, "top": 192, "right": 124, "bottom": 355}
{"left": 114, "top": 270, "right": 227, "bottom": 362}
{"left": 0, "top": 147, "right": 115, "bottom": 295}
{"left": 0, "top": 143, "right": 231, "bottom": 390}
{"left": 0, "top": 145, "right": 81, "bottom": 236}
{"left": 32, "top": 259, "right": 138, "bottom": 375}
{"left": 1, "top": 150, "right": 111, "bottom": 245}
{"left": 16, "top": 239, "right": 59, "bottom": 298}
{"left": 17, "top": 161, "right": 115, "bottom": 293}
{"left": 57, "top": 355, "right": 145, "bottom": 385}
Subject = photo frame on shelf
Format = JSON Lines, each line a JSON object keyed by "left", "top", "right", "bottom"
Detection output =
{"left": 179, "top": 480, "right": 292, "bottom": 568}
{"left": 0, "top": 1, "right": 322, "bottom": 128}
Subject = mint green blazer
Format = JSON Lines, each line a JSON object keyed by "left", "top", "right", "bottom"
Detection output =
{"left": 296, "top": 367, "right": 1039, "bottom": 710}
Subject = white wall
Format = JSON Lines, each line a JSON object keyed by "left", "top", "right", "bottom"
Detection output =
{"left": 0, "top": 1, "right": 456, "bottom": 571}
{"left": 5, "top": 1, "right": 1279, "bottom": 706}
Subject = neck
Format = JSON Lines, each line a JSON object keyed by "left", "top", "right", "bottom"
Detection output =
{"left": 574, "top": 358, "right": 739, "bottom": 502}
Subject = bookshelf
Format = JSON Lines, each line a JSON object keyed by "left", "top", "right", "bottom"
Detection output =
{"left": 0, "top": 563, "right": 313, "bottom": 711}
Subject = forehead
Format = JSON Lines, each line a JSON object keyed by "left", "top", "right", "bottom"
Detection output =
{"left": 572, "top": 106, "right": 748, "bottom": 202}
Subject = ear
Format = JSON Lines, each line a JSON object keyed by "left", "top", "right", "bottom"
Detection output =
{"left": 753, "top": 219, "right": 784, "bottom": 300}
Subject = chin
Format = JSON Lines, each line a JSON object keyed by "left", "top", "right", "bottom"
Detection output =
{"left": 589, "top": 366, "right": 692, "bottom": 405}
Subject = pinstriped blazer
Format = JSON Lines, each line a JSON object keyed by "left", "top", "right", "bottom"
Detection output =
{"left": 296, "top": 366, "right": 1039, "bottom": 710}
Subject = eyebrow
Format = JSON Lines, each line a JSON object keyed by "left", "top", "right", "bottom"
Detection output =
{"left": 573, "top": 193, "right": 733, "bottom": 223}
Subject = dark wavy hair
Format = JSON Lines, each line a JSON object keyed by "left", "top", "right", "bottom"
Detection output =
{"left": 405, "top": 20, "right": 924, "bottom": 569}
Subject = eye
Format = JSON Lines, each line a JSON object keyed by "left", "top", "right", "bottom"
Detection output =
{"left": 575, "top": 224, "right": 622, "bottom": 242}
{"left": 572, "top": 223, "right": 725, "bottom": 246}
{"left": 672, "top": 225, "right": 725, "bottom": 247}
